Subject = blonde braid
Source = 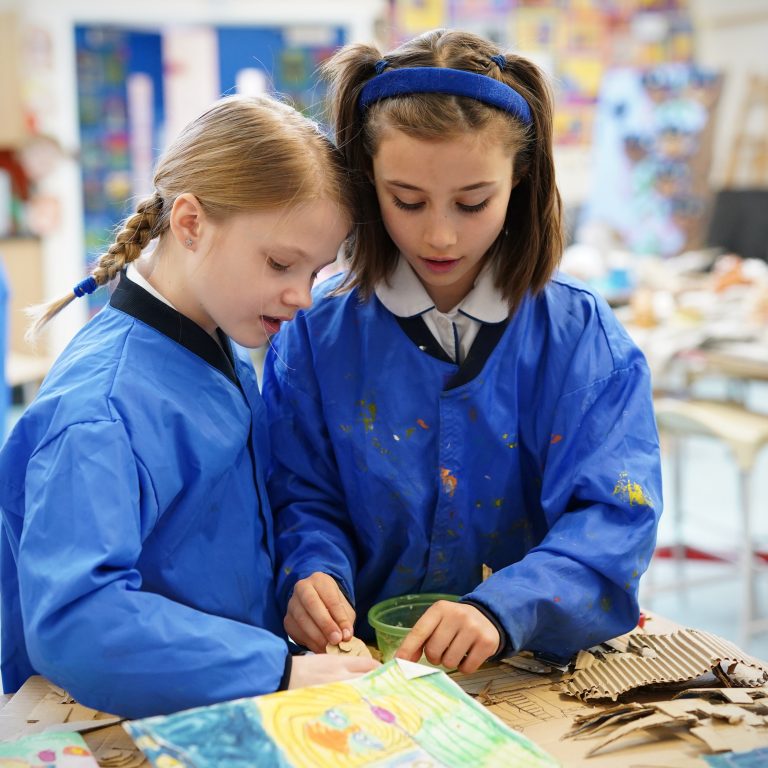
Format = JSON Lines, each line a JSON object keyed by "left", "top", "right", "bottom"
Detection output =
{"left": 91, "top": 194, "right": 164, "bottom": 287}
{"left": 26, "top": 193, "right": 165, "bottom": 341}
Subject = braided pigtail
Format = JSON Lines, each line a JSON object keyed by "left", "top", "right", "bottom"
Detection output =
{"left": 26, "top": 193, "right": 164, "bottom": 341}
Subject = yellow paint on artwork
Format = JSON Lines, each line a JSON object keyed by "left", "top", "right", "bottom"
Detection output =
{"left": 156, "top": 757, "right": 184, "bottom": 768}
{"left": 257, "top": 682, "right": 425, "bottom": 768}
{"left": 440, "top": 467, "right": 457, "bottom": 497}
{"left": 612, "top": 472, "right": 654, "bottom": 507}
{"left": 417, "top": 419, "right": 429, "bottom": 430}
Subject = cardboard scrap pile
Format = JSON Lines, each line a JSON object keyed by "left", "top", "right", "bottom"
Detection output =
{"left": 552, "top": 629, "right": 768, "bottom": 758}
{"left": 559, "top": 629, "right": 768, "bottom": 701}
{"left": 0, "top": 675, "right": 146, "bottom": 767}
{"left": 565, "top": 688, "right": 768, "bottom": 757}
{"left": 451, "top": 624, "right": 768, "bottom": 764}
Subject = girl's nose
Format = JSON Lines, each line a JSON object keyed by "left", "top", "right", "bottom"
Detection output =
{"left": 284, "top": 281, "right": 312, "bottom": 310}
{"left": 424, "top": 212, "right": 458, "bottom": 250}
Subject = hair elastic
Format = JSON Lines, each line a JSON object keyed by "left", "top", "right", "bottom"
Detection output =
{"left": 359, "top": 66, "right": 532, "bottom": 125}
{"left": 490, "top": 54, "right": 506, "bottom": 69}
{"left": 73, "top": 276, "right": 98, "bottom": 298}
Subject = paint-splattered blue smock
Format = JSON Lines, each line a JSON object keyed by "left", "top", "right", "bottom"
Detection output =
{"left": 0, "top": 274, "right": 289, "bottom": 718}
{"left": 263, "top": 272, "right": 662, "bottom": 660}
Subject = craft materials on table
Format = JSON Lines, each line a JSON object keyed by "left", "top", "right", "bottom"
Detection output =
{"left": 325, "top": 636, "right": 373, "bottom": 658}
{"left": 124, "top": 658, "right": 557, "bottom": 768}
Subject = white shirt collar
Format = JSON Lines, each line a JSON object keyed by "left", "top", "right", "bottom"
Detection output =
{"left": 375, "top": 257, "right": 508, "bottom": 323}
{"left": 126, "top": 261, "right": 176, "bottom": 309}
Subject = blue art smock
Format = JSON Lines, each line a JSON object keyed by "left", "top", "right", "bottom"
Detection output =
{"left": 0, "top": 273, "right": 289, "bottom": 718}
{"left": 263, "top": 272, "right": 662, "bottom": 661}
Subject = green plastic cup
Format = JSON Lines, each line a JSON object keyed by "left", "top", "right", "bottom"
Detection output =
{"left": 367, "top": 593, "right": 460, "bottom": 663}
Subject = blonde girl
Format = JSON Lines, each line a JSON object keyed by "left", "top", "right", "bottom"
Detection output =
{"left": 0, "top": 94, "right": 377, "bottom": 719}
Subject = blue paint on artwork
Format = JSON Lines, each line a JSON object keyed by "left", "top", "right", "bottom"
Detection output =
{"left": 126, "top": 699, "right": 292, "bottom": 767}
{"left": 705, "top": 747, "right": 768, "bottom": 767}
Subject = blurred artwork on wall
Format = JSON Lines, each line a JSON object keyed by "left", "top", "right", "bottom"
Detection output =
{"left": 580, "top": 63, "right": 722, "bottom": 257}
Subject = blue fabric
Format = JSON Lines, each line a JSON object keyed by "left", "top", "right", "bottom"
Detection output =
{"left": 0, "top": 299, "right": 288, "bottom": 718}
{"left": 358, "top": 67, "right": 533, "bottom": 125}
{"left": 263, "top": 272, "right": 662, "bottom": 661}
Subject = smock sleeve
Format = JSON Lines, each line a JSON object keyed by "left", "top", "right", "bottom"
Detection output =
{"left": 18, "top": 420, "right": 290, "bottom": 719}
{"left": 262, "top": 319, "right": 359, "bottom": 614}
{"left": 464, "top": 359, "right": 662, "bottom": 661}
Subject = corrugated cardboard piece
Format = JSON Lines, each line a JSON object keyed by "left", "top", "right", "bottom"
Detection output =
{"left": 0, "top": 676, "right": 146, "bottom": 767}
{"left": 450, "top": 620, "right": 768, "bottom": 765}
{"left": 558, "top": 630, "right": 768, "bottom": 701}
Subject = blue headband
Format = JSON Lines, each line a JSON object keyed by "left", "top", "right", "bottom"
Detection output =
{"left": 358, "top": 66, "right": 533, "bottom": 125}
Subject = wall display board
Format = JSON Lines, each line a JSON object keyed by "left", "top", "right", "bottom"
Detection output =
{"left": 75, "top": 24, "right": 344, "bottom": 311}
{"left": 581, "top": 63, "right": 722, "bottom": 256}
{"left": 386, "top": 0, "right": 695, "bottom": 147}
{"left": 74, "top": 27, "right": 164, "bottom": 313}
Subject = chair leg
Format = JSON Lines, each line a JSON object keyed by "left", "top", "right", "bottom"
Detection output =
{"left": 739, "top": 468, "right": 755, "bottom": 648}
{"left": 670, "top": 433, "right": 688, "bottom": 601}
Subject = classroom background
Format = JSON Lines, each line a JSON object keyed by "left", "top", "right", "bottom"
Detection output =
{"left": 1, "top": 0, "right": 767, "bottom": 663}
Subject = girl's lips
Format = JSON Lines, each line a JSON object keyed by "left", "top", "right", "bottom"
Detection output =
{"left": 420, "top": 257, "right": 460, "bottom": 274}
{"left": 261, "top": 316, "right": 282, "bottom": 335}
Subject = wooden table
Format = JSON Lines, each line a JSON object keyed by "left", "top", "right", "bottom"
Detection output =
{"left": 2, "top": 613, "right": 767, "bottom": 767}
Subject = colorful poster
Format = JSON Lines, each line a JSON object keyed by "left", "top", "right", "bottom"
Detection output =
{"left": 126, "top": 660, "right": 558, "bottom": 768}
{"left": 580, "top": 64, "right": 722, "bottom": 256}
{"left": 398, "top": 0, "right": 448, "bottom": 34}
{"left": 0, "top": 731, "right": 100, "bottom": 767}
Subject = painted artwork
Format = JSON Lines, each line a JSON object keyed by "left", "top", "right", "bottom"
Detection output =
{"left": 0, "top": 731, "right": 99, "bottom": 767}
{"left": 580, "top": 63, "right": 722, "bottom": 256}
{"left": 125, "top": 660, "right": 558, "bottom": 767}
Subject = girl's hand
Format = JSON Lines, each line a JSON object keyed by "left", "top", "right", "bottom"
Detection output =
{"left": 287, "top": 653, "right": 379, "bottom": 689}
{"left": 395, "top": 601, "right": 501, "bottom": 673}
{"left": 285, "top": 572, "right": 356, "bottom": 652}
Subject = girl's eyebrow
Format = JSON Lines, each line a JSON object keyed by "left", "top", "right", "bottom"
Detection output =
{"left": 385, "top": 179, "right": 497, "bottom": 192}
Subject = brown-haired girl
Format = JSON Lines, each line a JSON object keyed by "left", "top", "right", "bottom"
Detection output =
{"left": 264, "top": 30, "right": 661, "bottom": 673}
{"left": 0, "top": 94, "right": 377, "bottom": 719}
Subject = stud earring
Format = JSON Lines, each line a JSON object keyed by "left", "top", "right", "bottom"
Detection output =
{"left": 184, "top": 238, "right": 193, "bottom": 248}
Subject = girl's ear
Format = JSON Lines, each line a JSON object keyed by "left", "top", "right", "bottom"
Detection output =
{"left": 169, "top": 193, "right": 205, "bottom": 249}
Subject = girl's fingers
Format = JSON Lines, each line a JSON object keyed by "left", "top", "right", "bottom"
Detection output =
{"left": 294, "top": 582, "right": 343, "bottom": 645}
{"left": 458, "top": 639, "right": 494, "bottom": 674}
{"left": 440, "top": 632, "right": 473, "bottom": 670}
{"left": 313, "top": 578, "right": 356, "bottom": 641}
{"left": 395, "top": 605, "right": 443, "bottom": 662}
{"left": 285, "top": 598, "right": 329, "bottom": 652}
